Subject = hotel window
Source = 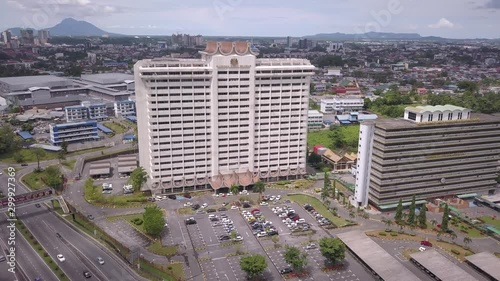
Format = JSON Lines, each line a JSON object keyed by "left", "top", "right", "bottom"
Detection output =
{"left": 408, "top": 112, "right": 417, "bottom": 121}
{"left": 448, "top": 113, "right": 453, "bottom": 120}
{"left": 428, "top": 114, "right": 433, "bottom": 122}
{"left": 438, "top": 113, "right": 443, "bottom": 121}
{"left": 458, "top": 112, "right": 463, "bottom": 120}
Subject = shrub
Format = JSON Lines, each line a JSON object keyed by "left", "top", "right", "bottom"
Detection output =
{"left": 30, "top": 235, "right": 34, "bottom": 239}
{"left": 167, "top": 266, "right": 173, "bottom": 270}
{"left": 133, "top": 218, "right": 143, "bottom": 225}
{"left": 44, "top": 252, "right": 48, "bottom": 257}
{"left": 451, "top": 249, "right": 460, "bottom": 255}
{"left": 55, "top": 267, "right": 59, "bottom": 271}
{"left": 379, "top": 232, "right": 387, "bottom": 236}
{"left": 38, "top": 246, "right": 42, "bottom": 251}
{"left": 390, "top": 233, "right": 398, "bottom": 236}
{"left": 60, "top": 273, "right": 65, "bottom": 278}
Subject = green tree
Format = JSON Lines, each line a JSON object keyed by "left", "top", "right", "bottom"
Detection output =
{"left": 60, "top": 141, "right": 68, "bottom": 154}
{"left": 13, "top": 152, "right": 24, "bottom": 163}
{"left": 441, "top": 204, "right": 450, "bottom": 231}
{"left": 240, "top": 254, "right": 267, "bottom": 280}
{"left": 57, "top": 150, "right": 66, "bottom": 163}
{"left": 284, "top": 246, "right": 308, "bottom": 272}
{"left": 418, "top": 205, "right": 427, "bottom": 228}
{"left": 44, "top": 166, "right": 63, "bottom": 190}
{"left": 129, "top": 167, "right": 147, "bottom": 192}
{"left": 394, "top": 198, "right": 403, "bottom": 224}
{"left": 307, "top": 152, "right": 321, "bottom": 166}
{"left": 252, "top": 181, "right": 265, "bottom": 199}
{"left": 384, "top": 218, "right": 394, "bottom": 231}
{"left": 230, "top": 184, "right": 239, "bottom": 195}
{"left": 271, "top": 235, "right": 280, "bottom": 248}
{"left": 0, "top": 125, "right": 17, "bottom": 154}
{"left": 407, "top": 195, "right": 416, "bottom": 226}
{"left": 230, "top": 230, "right": 238, "bottom": 240}
{"left": 463, "top": 236, "right": 472, "bottom": 248}
{"left": 143, "top": 206, "right": 165, "bottom": 237}
{"left": 319, "top": 237, "right": 346, "bottom": 264}
{"left": 32, "top": 147, "right": 46, "bottom": 171}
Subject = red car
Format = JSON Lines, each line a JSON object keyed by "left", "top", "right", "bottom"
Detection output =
{"left": 251, "top": 209, "right": 260, "bottom": 214}
{"left": 420, "top": 241, "right": 432, "bottom": 247}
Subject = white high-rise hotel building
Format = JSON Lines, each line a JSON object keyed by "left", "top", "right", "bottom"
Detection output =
{"left": 135, "top": 41, "right": 315, "bottom": 193}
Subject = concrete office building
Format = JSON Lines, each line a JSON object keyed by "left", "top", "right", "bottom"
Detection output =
{"left": 355, "top": 105, "right": 500, "bottom": 209}
{"left": 50, "top": 120, "right": 100, "bottom": 145}
{"left": 65, "top": 102, "right": 108, "bottom": 122}
{"left": 135, "top": 41, "right": 314, "bottom": 193}
{"left": 320, "top": 96, "right": 364, "bottom": 114}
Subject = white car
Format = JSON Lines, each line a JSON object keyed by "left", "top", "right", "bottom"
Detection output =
{"left": 183, "top": 202, "right": 193, "bottom": 207}
{"left": 276, "top": 195, "right": 281, "bottom": 200}
{"left": 57, "top": 254, "right": 65, "bottom": 262}
{"left": 201, "top": 203, "right": 208, "bottom": 208}
{"left": 256, "top": 232, "right": 267, "bottom": 238}
{"left": 155, "top": 196, "right": 163, "bottom": 201}
{"left": 297, "top": 219, "right": 306, "bottom": 224}
{"left": 259, "top": 202, "right": 269, "bottom": 206}
{"left": 419, "top": 247, "right": 426, "bottom": 252}
{"left": 233, "top": 236, "right": 243, "bottom": 242}
{"left": 231, "top": 206, "right": 239, "bottom": 210}
{"left": 97, "top": 256, "right": 104, "bottom": 265}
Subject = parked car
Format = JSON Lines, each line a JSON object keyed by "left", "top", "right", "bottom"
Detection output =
{"left": 259, "top": 202, "right": 269, "bottom": 206}
{"left": 219, "top": 235, "right": 231, "bottom": 241}
{"left": 256, "top": 232, "right": 267, "bottom": 238}
{"left": 56, "top": 233, "right": 62, "bottom": 239}
{"left": 207, "top": 209, "right": 216, "bottom": 213}
{"left": 83, "top": 271, "right": 92, "bottom": 278}
{"left": 218, "top": 207, "right": 227, "bottom": 211}
{"left": 185, "top": 218, "right": 197, "bottom": 225}
{"left": 192, "top": 204, "right": 200, "bottom": 210}
{"left": 87, "top": 215, "right": 94, "bottom": 220}
{"left": 233, "top": 235, "right": 243, "bottom": 242}
{"left": 183, "top": 202, "right": 193, "bottom": 207}
{"left": 420, "top": 241, "right": 432, "bottom": 247}
{"left": 168, "top": 195, "right": 177, "bottom": 200}
{"left": 305, "top": 243, "right": 317, "bottom": 250}
{"left": 231, "top": 206, "right": 239, "bottom": 210}
{"left": 97, "top": 257, "right": 104, "bottom": 265}
{"left": 419, "top": 247, "right": 426, "bottom": 252}
{"left": 35, "top": 203, "right": 41, "bottom": 208}
{"left": 280, "top": 267, "right": 292, "bottom": 274}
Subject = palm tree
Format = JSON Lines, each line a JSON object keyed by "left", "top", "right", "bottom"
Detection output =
{"left": 253, "top": 181, "right": 265, "bottom": 201}
{"left": 449, "top": 231, "right": 457, "bottom": 243}
{"left": 463, "top": 236, "right": 472, "bottom": 248}
{"left": 230, "top": 184, "right": 239, "bottom": 195}
{"left": 431, "top": 219, "right": 438, "bottom": 228}
{"left": 32, "top": 147, "right": 46, "bottom": 171}
{"left": 385, "top": 219, "right": 394, "bottom": 231}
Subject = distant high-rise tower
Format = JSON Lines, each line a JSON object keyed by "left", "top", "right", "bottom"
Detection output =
{"left": 38, "top": 30, "right": 50, "bottom": 45}
{"left": 134, "top": 41, "right": 315, "bottom": 193}
{"left": 1, "top": 30, "right": 12, "bottom": 44}
{"left": 287, "top": 36, "right": 292, "bottom": 48}
{"left": 20, "top": 29, "right": 35, "bottom": 45}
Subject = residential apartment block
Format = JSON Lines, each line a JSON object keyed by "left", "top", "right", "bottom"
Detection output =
{"left": 308, "top": 110, "right": 324, "bottom": 130}
{"left": 114, "top": 100, "right": 136, "bottom": 117}
{"left": 355, "top": 105, "right": 500, "bottom": 209}
{"left": 50, "top": 120, "right": 100, "bottom": 145}
{"left": 135, "top": 41, "right": 315, "bottom": 193}
{"left": 64, "top": 103, "right": 107, "bottom": 122}
{"left": 320, "top": 96, "right": 364, "bottom": 114}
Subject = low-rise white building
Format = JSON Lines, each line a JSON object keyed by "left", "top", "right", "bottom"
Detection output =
{"left": 308, "top": 110, "right": 323, "bottom": 130}
{"left": 64, "top": 102, "right": 107, "bottom": 122}
{"left": 114, "top": 100, "right": 136, "bottom": 117}
{"left": 320, "top": 96, "right": 364, "bottom": 114}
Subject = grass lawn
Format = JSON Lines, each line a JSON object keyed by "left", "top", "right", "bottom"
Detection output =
{"left": 307, "top": 125, "right": 360, "bottom": 152}
{"left": 480, "top": 216, "right": 500, "bottom": 229}
{"left": 0, "top": 146, "right": 106, "bottom": 164}
{"left": 284, "top": 194, "right": 351, "bottom": 227}
{"left": 139, "top": 260, "right": 182, "bottom": 281}
{"left": 21, "top": 166, "right": 60, "bottom": 190}
{"left": 103, "top": 122, "right": 127, "bottom": 134}
{"left": 147, "top": 241, "right": 178, "bottom": 257}
{"left": 17, "top": 221, "right": 70, "bottom": 281}
{"left": 61, "top": 159, "right": 76, "bottom": 169}
{"left": 451, "top": 222, "right": 485, "bottom": 238}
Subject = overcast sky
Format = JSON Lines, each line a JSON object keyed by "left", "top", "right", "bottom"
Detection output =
{"left": 1, "top": 0, "right": 499, "bottom": 38}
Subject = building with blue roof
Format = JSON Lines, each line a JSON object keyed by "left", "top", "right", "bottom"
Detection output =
{"left": 336, "top": 112, "right": 378, "bottom": 125}
{"left": 126, "top": 116, "right": 137, "bottom": 123}
{"left": 97, "top": 124, "right": 113, "bottom": 134}
{"left": 18, "top": 131, "right": 33, "bottom": 140}
{"left": 49, "top": 120, "right": 100, "bottom": 145}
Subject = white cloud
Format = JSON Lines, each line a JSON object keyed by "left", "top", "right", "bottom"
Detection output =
{"left": 428, "top": 18, "right": 455, "bottom": 28}
{"left": 77, "top": 0, "right": 91, "bottom": 5}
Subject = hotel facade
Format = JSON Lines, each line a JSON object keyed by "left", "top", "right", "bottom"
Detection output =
{"left": 135, "top": 41, "right": 315, "bottom": 193}
{"left": 355, "top": 105, "right": 500, "bottom": 209}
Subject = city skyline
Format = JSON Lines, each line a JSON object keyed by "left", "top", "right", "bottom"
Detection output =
{"left": 1, "top": 0, "right": 500, "bottom": 39}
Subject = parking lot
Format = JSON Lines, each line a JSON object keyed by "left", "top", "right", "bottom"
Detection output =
{"left": 184, "top": 209, "right": 282, "bottom": 280}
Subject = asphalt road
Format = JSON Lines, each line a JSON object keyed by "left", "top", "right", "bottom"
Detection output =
{"left": 0, "top": 160, "right": 144, "bottom": 281}
{"left": 0, "top": 221, "right": 61, "bottom": 281}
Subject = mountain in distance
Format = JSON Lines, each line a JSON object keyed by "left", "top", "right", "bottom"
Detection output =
{"left": 305, "top": 32, "right": 446, "bottom": 40}
{"left": 7, "top": 18, "right": 123, "bottom": 37}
